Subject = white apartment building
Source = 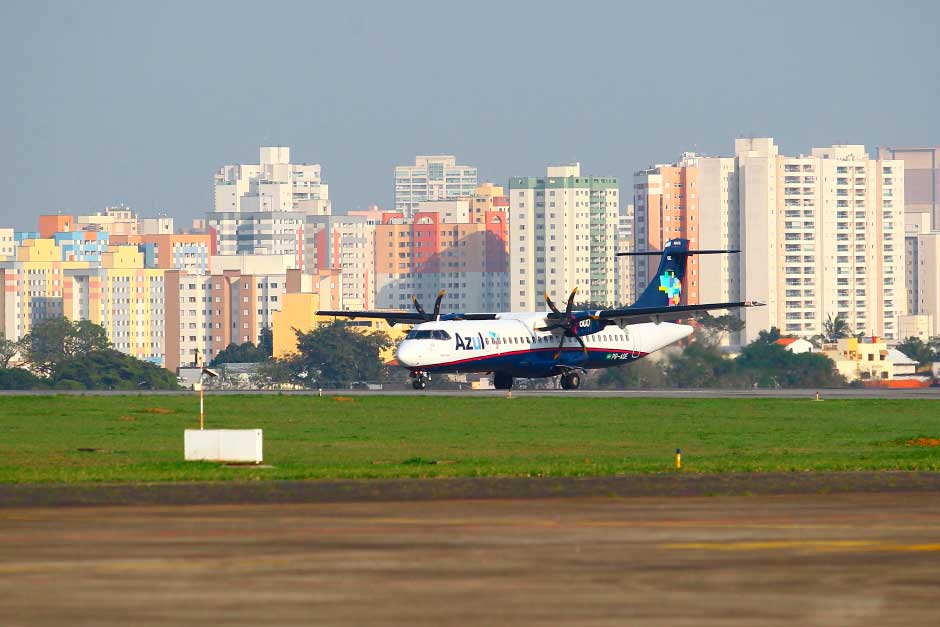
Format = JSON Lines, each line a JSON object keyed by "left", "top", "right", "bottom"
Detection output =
{"left": 139, "top": 217, "right": 174, "bottom": 235}
{"left": 509, "top": 164, "right": 619, "bottom": 311}
{"left": 209, "top": 147, "right": 330, "bottom": 262}
{"left": 904, "top": 213, "right": 940, "bottom": 336}
{"left": 615, "top": 204, "right": 635, "bottom": 306}
{"left": 394, "top": 156, "right": 477, "bottom": 215}
{"left": 77, "top": 205, "right": 140, "bottom": 235}
{"left": 166, "top": 256, "right": 293, "bottom": 370}
{"left": 0, "top": 228, "right": 14, "bottom": 260}
{"left": 304, "top": 212, "right": 379, "bottom": 310}
{"left": 696, "top": 138, "right": 905, "bottom": 342}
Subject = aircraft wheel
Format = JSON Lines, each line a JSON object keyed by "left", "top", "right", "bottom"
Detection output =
{"left": 560, "top": 372, "right": 581, "bottom": 390}
{"left": 493, "top": 372, "right": 513, "bottom": 390}
{"left": 412, "top": 374, "right": 429, "bottom": 390}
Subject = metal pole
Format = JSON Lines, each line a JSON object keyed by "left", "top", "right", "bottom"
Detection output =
{"left": 199, "top": 384, "right": 205, "bottom": 430}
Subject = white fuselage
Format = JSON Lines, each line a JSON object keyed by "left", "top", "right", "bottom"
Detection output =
{"left": 395, "top": 312, "right": 692, "bottom": 379}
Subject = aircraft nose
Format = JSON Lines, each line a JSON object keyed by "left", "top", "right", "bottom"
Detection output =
{"left": 396, "top": 341, "right": 422, "bottom": 368}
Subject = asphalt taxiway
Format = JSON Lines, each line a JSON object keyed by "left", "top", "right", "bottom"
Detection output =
{"left": 3, "top": 492, "right": 940, "bottom": 626}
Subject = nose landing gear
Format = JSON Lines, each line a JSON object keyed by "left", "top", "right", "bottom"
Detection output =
{"left": 411, "top": 371, "right": 430, "bottom": 390}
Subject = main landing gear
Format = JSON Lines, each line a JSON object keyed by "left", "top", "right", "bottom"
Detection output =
{"left": 493, "top": 372, "right": 513, "bottom": 390}
{"left": 411, "top": 372, "right": 429, "bottom": 390}
{"left": 560, "top": 371, "right": 582, "bottom": 390}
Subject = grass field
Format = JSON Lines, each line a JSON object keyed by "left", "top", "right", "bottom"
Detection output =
{"left": 1, "top": 395, "right": 939, "bottom": 483}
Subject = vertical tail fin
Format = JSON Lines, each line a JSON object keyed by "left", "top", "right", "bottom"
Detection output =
{"left": 631, "top": 238, "right": 689, "bottom": 308}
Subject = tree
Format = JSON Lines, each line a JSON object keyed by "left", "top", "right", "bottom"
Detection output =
{"left": 696, "top": 313, "right": 746, "bottom": 348}
{"left": 0, "top": 337, "right": 19, "bottom": 369}
{"left": 249, "top": 358, "right": 300, "bottom": 390}
{"left": 667, "top": 342, "right": 743, "bottom": 388}
{"left": 0, "top": 367, "right": 47, "bottom": 390}
{"left": 210, "top": 341, "right": 269, "bottom": 366}
{"left": 258, "top": 327, "right": 273, "bottom": 357}
{"left": 595, "top": 358, "right": 668, "bottom": 389}
{"left": 56, "top": 349, "right": 180, "bottom": 390}
{"left": 293, "top": 322, "right": 391, "bottom": 387}
{"left": 754, "top": 327, "right": 783, "bottom": 345}
{"left": 209, "top": 327, "right": 273, "bottom": 367}
{"left": 20, "top": 317, "right": 112, "bottom": 379}
{"left": 822, "top": 314, "right": 852, "bottom": 342}
{"left": 71, "top": 319, "right": 111, "bottom": 354}
{"left": 736, "top": 341, "right": 845, "bottom": 388}
{"left": 895, "top": 337, "right": 939, "bottom": 372}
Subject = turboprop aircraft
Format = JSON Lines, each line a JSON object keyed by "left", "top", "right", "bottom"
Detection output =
{"left": 317, "top": 238, "right": 763, "bottom": 390}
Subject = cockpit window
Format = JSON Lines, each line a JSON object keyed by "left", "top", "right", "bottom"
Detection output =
{"left": 406, "top": 329, "right": 451, "bottom": 341}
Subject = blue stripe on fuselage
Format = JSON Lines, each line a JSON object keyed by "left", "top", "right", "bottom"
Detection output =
{"left": 421, "top": 346, "right": 648, "bottom": 378}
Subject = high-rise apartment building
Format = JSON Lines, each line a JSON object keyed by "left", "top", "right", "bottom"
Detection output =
{"left": 0, "top": 240, "right": 167, "bottom": 364}
{"left": 38, "top": 215, "right": 74, "bottom": 238}
{"left": 696, "top": 138, "right": 905, "bottom": 342}
{"left": 0, "top": 239, "right": 89, "bottom": 340}
{"left": 63, "top": 246, "right": 167, "bottom": 365}
{"left": 878, "top": 147, "right": 940, "bottom": 229}
{"left": 208, "top": 147, "right": 331, "bottom": 264}
{"left": 394, "top": 156, "right": 477, "bottom": 215}
{"left": 508, "top": 164, "right": 619, "bottom": 311}
{"left": 77, "top": 205, "right": 140, "bottom": 235}
{"left": 374, "top": 199, "right": 509, "bottom": 313}
{"left": 633, "top": 154, "right": 702, "bottom": 305}
{"left": 164, "top": 255, "right": 296, "bottom": 371}
{"left": 904, "top": 213, "right": 939, "bottom": 336}
{"left": 0, "top": 229, "right": 14, "bottom": 261}
{"left": 111, "top": 233, "right": 212, "bottom": 275}
{"left": 304, "top": 211, "right": 380, "bottom": 310}
{"left": 615, "top": 203, "right": 635, "bottom": 306}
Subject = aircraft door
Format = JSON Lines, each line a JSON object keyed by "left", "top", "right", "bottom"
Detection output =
{"left": 621, "top": 324, "right": 638, "bottom": 358}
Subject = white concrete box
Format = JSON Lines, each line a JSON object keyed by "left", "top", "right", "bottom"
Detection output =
{"left": 184, "top": 429, "right": 263, "bottom": 463}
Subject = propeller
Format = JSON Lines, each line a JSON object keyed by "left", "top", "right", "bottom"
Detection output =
{"left": 536, "top": 288, "right": 599, "bottom": 359}
{"left": 412, "top": 290, "right": 446, "bottom": 321}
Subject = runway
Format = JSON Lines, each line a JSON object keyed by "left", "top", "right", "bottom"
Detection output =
{"left": 2, "top": 493, "right": 940, "bottom": 626}
{"left": 1, "top": 387, "right": 939, "bottom": 399}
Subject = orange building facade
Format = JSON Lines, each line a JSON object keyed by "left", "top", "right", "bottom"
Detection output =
{"left": 633, "top": 157, "right": 701, "bottom": 305}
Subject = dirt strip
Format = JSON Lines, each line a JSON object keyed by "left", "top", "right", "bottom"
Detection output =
{"left": 3, "top": 471, "right": 940, "bottom": 508}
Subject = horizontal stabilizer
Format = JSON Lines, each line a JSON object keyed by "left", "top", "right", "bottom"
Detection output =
{"left": 616, "top": 249, "right": 740, "bottom": 256}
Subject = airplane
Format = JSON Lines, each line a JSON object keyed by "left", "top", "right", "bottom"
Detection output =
{"left": 317, "top": 238, "right": 763, "bottom": 390}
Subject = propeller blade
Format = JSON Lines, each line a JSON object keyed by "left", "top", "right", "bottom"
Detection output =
{"left": 575, "top": 334, "right": 588, "bottom": 354}
{"left": 565, "top": 287, "right": 578, "bottom": 315}
{"left": 535, "top": 325, "right": 563, "bottom": 332}
{"left": 544, "top": 292, "right": 561, "bottom": 315}
{"left": 412, "top": 295, "right": 427, "bottom": 318}
{"left": 432, "top": 290, "right": 446, "bottom": 319}
{"left": 553, "top": 333, "right": 566, "bottom": 360}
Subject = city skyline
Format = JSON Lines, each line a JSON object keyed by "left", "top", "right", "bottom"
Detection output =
{"left": 2, "top": 1, "right": 938, "bottom": 230}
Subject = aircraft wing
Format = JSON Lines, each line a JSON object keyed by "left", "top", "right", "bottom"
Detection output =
{"left": 595, "top": 300, "right": 765, "bottom": 324}
{"left": 316, "top": 309, "right": 428, "bottom": 325}
{"left": 316, "top": 309, "right": 499, "bottom": 325}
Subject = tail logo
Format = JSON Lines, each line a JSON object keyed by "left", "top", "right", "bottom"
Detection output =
{"left": 658, "top": 270, "right": 681, "bottom": 305}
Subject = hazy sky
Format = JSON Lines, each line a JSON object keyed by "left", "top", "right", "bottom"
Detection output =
{"left": 1, "top": 0, "right": 937, "bottom": 230}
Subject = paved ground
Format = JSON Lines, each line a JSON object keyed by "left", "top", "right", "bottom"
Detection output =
{"left": 3, "top": 493, "right": 940, "bottom": 626}
{"left": 5, "top": 472, "right": 940, "bottom": 507}
{"left": 2, "top": 387, "right": 940, "bottom": 398}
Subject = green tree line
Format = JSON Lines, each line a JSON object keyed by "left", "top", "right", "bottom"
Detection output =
{"left": 0, "top": 318, "right": 179, "bottom": 390}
